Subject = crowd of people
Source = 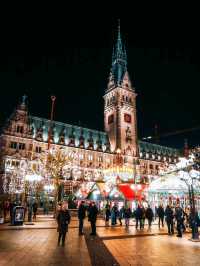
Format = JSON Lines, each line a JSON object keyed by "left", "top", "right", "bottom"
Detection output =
{"left": 0, "top": 199, "right": 39, "bottom": 223}
{"left": 1, "top": 198, "right": 200, "bottom": 242}
{"left": 103, "top": 202, "right": 200, "bottom": 238}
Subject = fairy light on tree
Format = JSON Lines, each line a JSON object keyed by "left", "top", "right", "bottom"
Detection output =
{"left": 160, "top": 150, "right": 200, "bottom": 241}
{"left": 40, "top": 147, "right": 73, "bottom": 208}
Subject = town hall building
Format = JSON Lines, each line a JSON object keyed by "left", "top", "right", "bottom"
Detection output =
{"left": 0, "top": 23, "right": 179, "bottom": 206}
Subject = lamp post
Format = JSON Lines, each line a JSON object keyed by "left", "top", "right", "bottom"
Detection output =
{"left": 180, "top": 169, "right": 200, "bottom": 241}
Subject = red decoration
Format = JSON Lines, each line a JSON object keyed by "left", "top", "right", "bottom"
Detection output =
{"left": 118, "top": 184, "right": 147, "bottom": 200}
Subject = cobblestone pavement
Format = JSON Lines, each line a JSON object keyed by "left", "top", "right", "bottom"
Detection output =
{"left": 0, "top": 215, "right": 199, "bottom": 266}
{"left": 103, "top": 235, "right": 200, "bottom": 266}
{"left": 0, "top": 228, "right": 91, "bottom": 266}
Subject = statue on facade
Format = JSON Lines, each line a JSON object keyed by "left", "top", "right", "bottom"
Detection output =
{"left": 125, "top": 126, "right": 132, "bottom": 143}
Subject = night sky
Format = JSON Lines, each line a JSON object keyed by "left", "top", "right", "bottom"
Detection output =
{"left": 0, "top": 14, "right": 200, "bottom": 149}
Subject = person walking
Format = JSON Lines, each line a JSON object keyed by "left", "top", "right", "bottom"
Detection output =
{"left": 124, "top": 206, "right": 131, "bottom": 227}
{"left": 57, "top": 202, "right": 71, "bottom": 246}
{"left": 119, "top": 206, "right": 125, "bottom": 226}
{"left": 157, "top": 204, "right": 165, "bottom": 228}
{"left": 88, "top": 201, "right": 98, "bottom": 236}
{"left": 135, "top": 205, "right": 143, "bottom": 230}
{"left": 145, "top": 205, "right": 154, "bottom": 229}
{"left": 78, "top": 201, "right": 86, "bottom": 235}
{"left": 105, "top": 204, "right": 111, "bottom": 226}
{"left": 165, "top": 205, "right": 174, "bottom": 235}
{"left": 141, "top": 206, "right": 146, "bottom": 229}
{"left": 32, "top": 201, "right": 38, "bottom": 221}
{"left": 175, "top": 204, "right": 184, "bottom": 237}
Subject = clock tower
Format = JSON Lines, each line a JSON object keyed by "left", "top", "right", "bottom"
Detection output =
{"left": 104, "top": 21, "right": 138, "bottom": 157}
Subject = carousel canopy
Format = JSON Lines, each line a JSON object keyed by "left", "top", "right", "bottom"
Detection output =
{"left": 118, "top": 184, "right": 146, "bottom": 200}
{"left": 148, "top": 174, "right": 188, "bottom": 193}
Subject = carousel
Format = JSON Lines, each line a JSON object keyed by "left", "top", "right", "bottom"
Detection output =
{"left": 74, "top": 165, "right": 147, "bottom": 210}
{"left": 147, "top": 173, "right": 200, "bottom": 211}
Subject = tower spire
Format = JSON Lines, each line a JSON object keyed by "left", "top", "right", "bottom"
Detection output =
{"left": 117, "top": 19, "right": 122, "bottom": 51}
{"left": 111, "top": 20, "right": 127, "bottom": 86}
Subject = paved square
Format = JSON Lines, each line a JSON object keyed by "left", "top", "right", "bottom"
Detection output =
{"left": 1, "top": 216, "right": 200, "bottom": 266}
{"left": 103, "top": 235, "right": 200, "bottom": 266}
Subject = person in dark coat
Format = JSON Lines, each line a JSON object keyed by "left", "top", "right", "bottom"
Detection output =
{"left": 105, "top": 204, "right": 111, "bottom": 226}
{"left": 124, "top": 206, "right": 131, "bottom": 227}
{"left": 145, "top": 205, "right": 154, "bottom": 229}
{"left": 165, "top": 205, "right": 174, "bottom": 235}
{"left": 88, "top": 201, "right": 98, "bottom": 236}
{"left": 119, "top": 206, "right": 125, "bottom": 226}
{"left": 57, "top": 202, "right": 71, "bottom": 246}
{"left": 78, "top": 201, "right": 86, "bottom": 235}
{"left": 157, "top": 204, "right": 165, "bottom": 228}
{"left": 135, "top": 205, "right": 143, "bottom": 230}
{"left": 175, "top": 205, "right": 184, "bottom": 237}
{"left": 32, "top": 202, "right": 38, "bottom": 221}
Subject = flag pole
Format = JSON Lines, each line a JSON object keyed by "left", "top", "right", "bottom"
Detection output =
{"left": 48, "top": 95, "right": 56, "bottom": 150}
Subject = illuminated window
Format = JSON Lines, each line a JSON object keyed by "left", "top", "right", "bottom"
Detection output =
{"left": 79, "top": 153, "right": 84, "bottom": 160}
{"left": 98, "top": 156, "right": 103, "bottom": 162}
{"left": 108, "top": 114, "right": 114, "bottom": 124}
{"left": 88, "top": 155, "right": 93, "bottom": 161}
{"left": 124, "top": 113, "right": 131, "bottom": 123}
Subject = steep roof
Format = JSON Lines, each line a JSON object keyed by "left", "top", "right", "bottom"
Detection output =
{"left": 29, "top": 116, "right": 110, "bottom": 152}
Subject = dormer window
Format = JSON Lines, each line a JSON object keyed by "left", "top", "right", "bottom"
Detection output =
{"left": 17, "top": 125, "right": 23, "bottom": 133}
{"left": 35, "top": 146, "right": 42, "bottom": 153}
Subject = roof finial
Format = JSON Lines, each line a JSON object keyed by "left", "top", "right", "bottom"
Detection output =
{"left": 118, "top": 19, "right": 121, "bottom": 39}
{"left": 22, "top": 95, "right": 27, "bottom": 105}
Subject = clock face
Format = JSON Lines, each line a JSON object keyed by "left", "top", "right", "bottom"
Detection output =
{"left": 124, "top": 113, "right": 131, "bottom": 123}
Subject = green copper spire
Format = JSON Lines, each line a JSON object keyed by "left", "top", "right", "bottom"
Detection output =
{"left": 111, "top": 20, "right": 127, "bottom": 86}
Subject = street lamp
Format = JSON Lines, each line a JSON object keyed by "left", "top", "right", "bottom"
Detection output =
{"left": 179, "top": 169, "right": 200, "bottom": 241}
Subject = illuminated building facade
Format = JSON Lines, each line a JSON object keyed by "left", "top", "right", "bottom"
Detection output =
{"left": 0, "top": 23, "right": 179, "bottom": 204}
